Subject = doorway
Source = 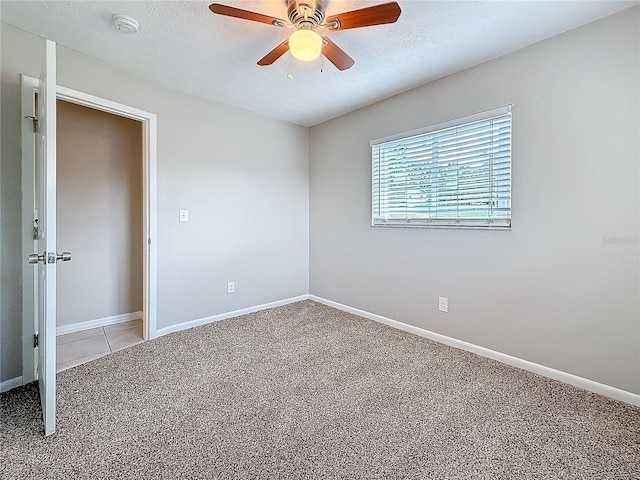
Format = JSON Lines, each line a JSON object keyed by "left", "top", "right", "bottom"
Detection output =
{"left": 21, "top": 75, "right": 158, "bottom": 383}
{"left": 55, "top": 99, "right": 144, "bottom": 371}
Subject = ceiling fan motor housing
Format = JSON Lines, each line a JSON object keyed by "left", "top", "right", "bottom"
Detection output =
{"left": 287, "top": 0, "right": 326, "bottom": 27}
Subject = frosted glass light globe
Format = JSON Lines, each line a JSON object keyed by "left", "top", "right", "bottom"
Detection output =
{"left": 289, "top": 29, "right": 323, "bottom": 61}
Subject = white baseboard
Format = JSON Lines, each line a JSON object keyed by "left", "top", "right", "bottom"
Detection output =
{"left": 309, "top": 295, "right": 640, "bottom": 407}
{"left": 1, "top": 376, "right": 24, "bottom": 393}
{"left": 156, "top": 295, "right": 310, "bottom": 336}
{"left": 57, "top": 311, "right": 143, "bottom": 336}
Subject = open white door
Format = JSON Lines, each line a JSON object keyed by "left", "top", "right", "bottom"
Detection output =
{"left": 27, "top": 39, "right": 67, "bottom": 436}
{"left": 21, "top": 56, "right": 157, "bottom": 426}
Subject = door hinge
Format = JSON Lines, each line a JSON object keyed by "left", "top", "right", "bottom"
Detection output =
{"left": 33, "top": 219, "right": 39, "bottom": 240}
{"left": 33, "top": 333, "right": 39, "bottom": 348}
{"left": 25, "top": 115, "right": 38, "bottom": 133}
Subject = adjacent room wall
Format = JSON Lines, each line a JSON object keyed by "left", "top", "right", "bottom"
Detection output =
{"left": 0, "top": 23, "right": 310, "bottom": 382}
{"left": 309, "top": 8, "right": 640, "bottom": 394}
{"left": 56, "top": 100, "right": 143, "bottom": 328}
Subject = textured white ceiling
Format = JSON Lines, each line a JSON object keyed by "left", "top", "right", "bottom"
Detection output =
{"left": 1, "top": 1, "right": 636, "bottom": 126}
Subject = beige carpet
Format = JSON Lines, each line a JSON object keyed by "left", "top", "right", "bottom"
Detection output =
{"left": 1, "top": 300, "right": 639, "bottom": 479}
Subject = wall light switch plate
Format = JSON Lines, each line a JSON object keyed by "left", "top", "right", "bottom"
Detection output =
{"left": 179, "top": 209, "right": 189, "bottom": 222}
{"left": 438, "top": 296, "right": 448, "bottom": 313}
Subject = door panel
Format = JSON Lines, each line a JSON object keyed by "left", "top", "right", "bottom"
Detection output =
{"left": 36, "top": 39, "right": 57, "bottom": 436}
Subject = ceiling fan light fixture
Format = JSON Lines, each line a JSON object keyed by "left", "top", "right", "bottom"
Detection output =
{"left": 288, "top": 29, "right": 322, "bottom": 61}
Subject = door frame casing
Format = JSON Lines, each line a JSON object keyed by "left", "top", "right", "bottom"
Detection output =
{"left": 21, "top": 75, "right": 158, "bottom": 383}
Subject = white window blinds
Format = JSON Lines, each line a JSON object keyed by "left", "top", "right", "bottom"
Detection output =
{"left": 371, "top": 106, "right": 512, "bottom": 229}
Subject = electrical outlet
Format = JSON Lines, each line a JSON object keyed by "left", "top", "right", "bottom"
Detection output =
{"left": 438, "top": 296, "right": 448, "bottom": 313}
{"left": 227, "top": 281, "right": 235, "bottom": 294}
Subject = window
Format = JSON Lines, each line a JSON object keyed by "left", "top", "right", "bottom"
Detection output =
{"left": 371, "top": 105, "right": 512, "bottom": 229}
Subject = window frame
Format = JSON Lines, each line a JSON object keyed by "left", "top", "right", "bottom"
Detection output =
{"left": 370, "top": 105, "right": 512, "bottom": 230}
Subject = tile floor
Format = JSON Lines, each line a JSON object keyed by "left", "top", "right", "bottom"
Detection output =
{"left": 56, "top": 319, "right": 144, "bottom": 373}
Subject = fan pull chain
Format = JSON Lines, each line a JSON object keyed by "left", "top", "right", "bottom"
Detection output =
{"left": 287, "top": 51, "right": 293, "bottom": 80}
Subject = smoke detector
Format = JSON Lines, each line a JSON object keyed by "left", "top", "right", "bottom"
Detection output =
{"left": 112, "top": 14, "right": 139, "bottom": 34}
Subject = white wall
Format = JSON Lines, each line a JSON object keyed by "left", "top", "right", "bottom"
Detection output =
{"left": 2, "top": 9, "right": 638, "bottom": 397}
{"left": 309, "top": 8, "right": 640, "bottom": 394}
{"left": 57, "top": 100, "right": 143, "bottom": 327}
{"left": 0, "top": 23, "right": 309, "bottom": 381}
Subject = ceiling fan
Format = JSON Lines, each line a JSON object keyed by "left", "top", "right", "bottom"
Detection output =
{"left": 208, "top": 1, "right": 401, "bottom": 71}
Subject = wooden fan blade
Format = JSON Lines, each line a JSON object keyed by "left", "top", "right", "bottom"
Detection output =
{"left": 257, "top": 40, "right": 290, "bottom": 66}
{"left": 209, "top": 3, "right": 286, "bottom": 27}
{"left": 326, "top": 2, "right": 401, "bottom": 30}
{"left": 321, "top": 37, "right": 355, "bottom": 71}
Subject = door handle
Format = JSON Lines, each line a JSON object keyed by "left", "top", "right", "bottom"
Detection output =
{"left": 28, "top": 252, "right": 46, "bottom": 264}
{"left": 28, "top": 251, "right": 72, "bottom": 264}
{"left": 56, "top": 252, "right": 72, "bottom": 262}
